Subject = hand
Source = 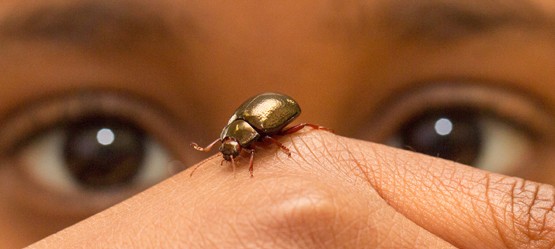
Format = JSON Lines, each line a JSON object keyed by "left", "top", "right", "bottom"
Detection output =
{"left": 29, "top": 131, "right": 555, "bottom": 248}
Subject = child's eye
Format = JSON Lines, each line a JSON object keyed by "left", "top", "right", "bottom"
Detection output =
{"left": 0, "top": 91, "right": 191, "bottom": 216}
{"left": 359, "top": 83, "right": 553, "bottom": 175}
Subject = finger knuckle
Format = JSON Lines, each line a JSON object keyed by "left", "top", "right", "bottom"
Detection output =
{"left": 487, "top": 175, "right": 555, "bottom": 248}
{"left": 264, "top": 187, "right": 341, "bottom": 247}
{"left": 256, "top": 179, "right": 375, "bottom": 248}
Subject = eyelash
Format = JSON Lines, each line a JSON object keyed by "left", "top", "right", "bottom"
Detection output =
{"left": 0, "top": 90, "right": 192, "bottom": 215}
{"left": 362, "top": 83, "right": 554, "bottom": 143}
{"left": 0, "top": 90, "right": 188, "bottom": 160}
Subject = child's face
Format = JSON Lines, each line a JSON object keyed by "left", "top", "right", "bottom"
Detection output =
{"left": 1, "top": 0, "right": 555, "bottom": 246}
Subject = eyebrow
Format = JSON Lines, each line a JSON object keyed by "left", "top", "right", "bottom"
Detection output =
{"left": 379, "top": 0, "right": 555, "bottom": 42}
{"left": 0, "top": 1, "right": 181, "bottom": 51}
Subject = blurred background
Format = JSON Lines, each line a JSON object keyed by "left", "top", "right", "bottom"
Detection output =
{"left": 1, "top": 0, "right": 554, "bottom": 247}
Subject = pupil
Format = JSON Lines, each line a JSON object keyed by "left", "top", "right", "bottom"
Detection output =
{"left": 63, "top": 117, "right": 145, "bottom": 189}
{"left": 399, "top": 109, "right": 482, "bottom": 166}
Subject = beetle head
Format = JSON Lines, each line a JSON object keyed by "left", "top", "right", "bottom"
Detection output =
{"left": 219, "top": 138, "right": 242, "bottom": 161}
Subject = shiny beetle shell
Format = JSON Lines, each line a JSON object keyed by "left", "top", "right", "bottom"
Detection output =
{"left": 220, "top": 120, "right": 260, "bottom": 147}
{"left": 191, "top": 92, "right": 331, "bottom": 177}
{"left": 220, "top": 92, "right": 301, "bottom": 147}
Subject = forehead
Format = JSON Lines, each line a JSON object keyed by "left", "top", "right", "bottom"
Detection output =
{"left": 0, "top": 0, "right": 554, "bottom": 132}
{"left": 2, "top": 0, "right": 553, "bottom": 45}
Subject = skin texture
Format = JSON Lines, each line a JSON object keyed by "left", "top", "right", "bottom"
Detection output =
{"left": 29, "top": 131, "right": 555, "bottom": 248}
{"left": 0, "top": 0, "right": 554, "bottom": 247}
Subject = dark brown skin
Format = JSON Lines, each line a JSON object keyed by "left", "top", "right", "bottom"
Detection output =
{"left": 0, "top": 0, "right": 555, "bottom": 248}
{"left": 30, "top": 131, "right": 555, "bottom": 248}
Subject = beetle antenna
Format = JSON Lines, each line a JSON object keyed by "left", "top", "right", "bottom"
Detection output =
{"left": 189, "top": 162, "right": 204, "bottom": 177}
{"left": 191, "top": 138, "right": 221, "bottom": 152}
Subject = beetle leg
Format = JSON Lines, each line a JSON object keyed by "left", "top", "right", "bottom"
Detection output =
{"left": 231, "top": 156, "right": 237, "bottom": 177}
{"left": 243, "top": 148, "right": 256, "bottom": 177}
{"left": 280, "top": 123, "right": 334, "bottom": 135}
{"left": 263, "top": 136, "right": 291, "bottom": 157}
{"left": 191, "top": 138, "right": 221, "bottom": 152}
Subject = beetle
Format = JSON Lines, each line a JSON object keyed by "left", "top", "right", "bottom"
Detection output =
{"left": 191, "top": 92, "right": 331, "bottom": 177}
